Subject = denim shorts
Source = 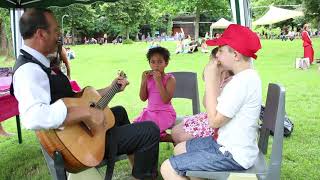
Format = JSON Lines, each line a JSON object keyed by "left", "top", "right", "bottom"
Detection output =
{"left": 169, "top": 137, "right": 244, "bottom": 176}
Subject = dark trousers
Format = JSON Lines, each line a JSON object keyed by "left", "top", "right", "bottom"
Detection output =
{"left": 105, "top": 106, "right": 160, "bottom": 179}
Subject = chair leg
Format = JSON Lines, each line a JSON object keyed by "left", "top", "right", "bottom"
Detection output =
{"left": 15, "top": 115, "right": 22, "bottom": 144}
{"left": 53, "top": 151, "right": 68, "bottom": 180}
{"left": 41, "top": 147, "right": 67, "bottom": 180}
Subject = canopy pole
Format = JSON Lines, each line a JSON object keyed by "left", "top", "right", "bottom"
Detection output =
{"left": 230, "top": 0, "right": 251, "bottom": 28}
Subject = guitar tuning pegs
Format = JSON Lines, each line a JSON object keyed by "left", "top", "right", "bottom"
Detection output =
{"left": 117, "top": 70, "right": 127, "bottom": 78}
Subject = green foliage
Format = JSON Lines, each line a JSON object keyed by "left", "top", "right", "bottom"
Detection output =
{"left": 142, "top": 0, "right": 176, "bottom": 36}
{"left": 302, "top": 0, "right": 320, "bottom": 28}
{"left": 48, "top": 0, "right": 230, "bottom": 40}
{"left": 172, "top": 0, "right": 229, "bottom": 39}
{"left": 0, "top": 8, "right": 13, "bottom": 57}
{"left": 254, "top": 26, "right": 268, "bottom": 34}
{"left": 101, "top": 0, "right": 148, "bottom": 39}
{"left": 270, "top": 27, "right": 281, "bottom": 36}
{"left": 178, "top": 0, "right": 229, "bottom": 15}
{"left": 50, "top": 4, "right": 96, "bottom": 37}
{"left": 0, "top": 8, "right": 10, "bottom": 39}
{"left": 122, "top": 39, "right": 134, "bottom": 44}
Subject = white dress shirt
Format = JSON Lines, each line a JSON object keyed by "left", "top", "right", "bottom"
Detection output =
{"left": 13, "top": 45, "right": 67, "bottom": 130}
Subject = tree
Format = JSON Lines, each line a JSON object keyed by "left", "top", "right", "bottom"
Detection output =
{"left": 172, "top": 0, "right": 229, "bottom": 40}
{"left": 101, "top": 0, "right": 148, "bottom": 40}
{"left": 142, "top": 0, "right": 180, "bottom": 36}
{"left": 303, "top": 0, "right": 320, "bottom": 29}
{"left": 51, "top": 4, "right": 96, "bottom": 44}
{"left": 0, "top": 8, "right": 13, "bottom": 59}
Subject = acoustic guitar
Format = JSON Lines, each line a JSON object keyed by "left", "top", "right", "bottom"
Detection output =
{"left": 36, "top": 72, "right": 127, "bottom": 173}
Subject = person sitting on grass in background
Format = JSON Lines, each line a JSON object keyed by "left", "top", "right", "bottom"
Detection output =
{"left": 171, "top": 47, "right": 234, "bottom": 144}
{"left": 160, "top": 24, "right": 262, "bottom": 180}
{"left": 188, "top": 38, "right": 198, "bottom": 53}
{"left": 65, "top": 47, "right": 75, "bottom": 60}
{"left": 134, "top": 47, "right": 177, "bottom": 140}
{"left": 175, "top": 40, "right": 183, "bottom": 54}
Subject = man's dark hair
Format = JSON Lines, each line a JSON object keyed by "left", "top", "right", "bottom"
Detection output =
{"left": 19, "top": 8, "right": 53, "bottom": 40}
{"left": 146, "top": 46, "right": 170, "bottom": 63}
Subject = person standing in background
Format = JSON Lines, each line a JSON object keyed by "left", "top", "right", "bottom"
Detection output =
{"left": 301, "top": 23, "right": 314, "bottom": 64}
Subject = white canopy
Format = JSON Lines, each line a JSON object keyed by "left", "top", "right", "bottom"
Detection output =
{"left": 253, "top": 6, "right": 304, "bottom": 26}
{"left": 210, "top": 18, "right": 235, "bottom": 29}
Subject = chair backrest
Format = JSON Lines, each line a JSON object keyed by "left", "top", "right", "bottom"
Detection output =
{"left": 258, "top": 83, "right": 285, "bottom": 180}
{"left": 170, "top": 72, "right": 200, "bottom": 115}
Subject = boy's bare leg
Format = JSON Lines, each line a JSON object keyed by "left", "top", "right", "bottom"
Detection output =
{"left": 161, "top": 142, "right": 188, "bottom": 180}
{"left": 161, "top": 159, "right": 188, "bottom": 180}
{"left": 173, "top": 142, "right": 187, "bottom": 155}
{"left": 171, "top": 123, "right": 193, "bottom": 144}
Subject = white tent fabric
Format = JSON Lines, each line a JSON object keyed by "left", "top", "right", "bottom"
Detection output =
{"left": 210, "top": 18, "right": 235, "bottom": 29}
{"left": 253, "top": 6, "right": 304, "bottom": 26}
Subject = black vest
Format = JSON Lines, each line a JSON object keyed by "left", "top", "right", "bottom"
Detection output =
{"left": 10, "top": 49, "right": 75, "bottom": 104}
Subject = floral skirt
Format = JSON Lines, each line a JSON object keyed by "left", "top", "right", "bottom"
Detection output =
{"left": 183, "top": 112, "right": 215, "bottom": 138}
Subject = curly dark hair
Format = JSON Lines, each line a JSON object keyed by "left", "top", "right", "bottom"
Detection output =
{"left": 146, "top": 47, "right": 170, "bottom": 63}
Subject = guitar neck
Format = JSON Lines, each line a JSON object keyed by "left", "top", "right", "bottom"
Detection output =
{"left": 96, "top": 83, "right": 121, "bottom": 109}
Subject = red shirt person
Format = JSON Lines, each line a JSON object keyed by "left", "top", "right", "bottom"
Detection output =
{"left": 301, "top": 23, "right": 314, "bottom": 64}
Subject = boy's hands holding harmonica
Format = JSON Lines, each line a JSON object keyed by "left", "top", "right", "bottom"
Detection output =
{"left": 204, "top": 60, "right": 223, "bottom": 82}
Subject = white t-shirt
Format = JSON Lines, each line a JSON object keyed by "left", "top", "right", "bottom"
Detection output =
{"left": 216, "top": 69, "right": 262, "bottom": 169}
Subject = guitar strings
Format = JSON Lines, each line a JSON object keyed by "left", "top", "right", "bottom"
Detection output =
{"left": 96, "top": 83, "right": 120, "bottom": 109}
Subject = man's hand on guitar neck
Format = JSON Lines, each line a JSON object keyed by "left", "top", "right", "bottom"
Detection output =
{"left": 98, "top": 75, "right": 129, "bottom": 96}
{"left": 113, "top": 76, "right": 129, "bottom": 92}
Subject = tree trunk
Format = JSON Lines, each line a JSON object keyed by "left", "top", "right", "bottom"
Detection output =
{"left": 0, "top": 21, "right": 7, "bottom": 54}
{"left": 72, "top": 27, "right": 75, "bottom": 46}
{"left": 167, "top": 18, "right": 173, "bottom": 36}
{"left": 5, "top": 39, "right": 13, "bottom": 61}
{"left": 194, "top": 7, "right": 200, "bottom": 40}
{"left": 71, "top": 19, "right": 75, "bottom": 46}
{"left": 126, "top": 26, "right": 130, "bottom": 40}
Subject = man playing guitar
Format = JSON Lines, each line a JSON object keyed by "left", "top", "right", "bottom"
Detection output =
{"left": 11, "top": 8, "right": 160, "bottom": 180}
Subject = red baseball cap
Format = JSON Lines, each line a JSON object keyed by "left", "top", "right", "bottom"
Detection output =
{"left": 206, "top": 24, "right": 261, "bottom": 59}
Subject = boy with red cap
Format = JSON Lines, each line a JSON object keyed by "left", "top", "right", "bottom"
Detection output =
{"left": 160, "top": 24, "right": 262, "bottom": 180}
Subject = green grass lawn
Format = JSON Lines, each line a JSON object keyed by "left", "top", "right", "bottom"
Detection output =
{"left": 1, "top": 39, "right": 320, "bottom": 180}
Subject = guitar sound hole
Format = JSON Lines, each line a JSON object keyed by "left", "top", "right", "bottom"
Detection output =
{"left": 89, "top": 102, "right": 96, "bottom": 108}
